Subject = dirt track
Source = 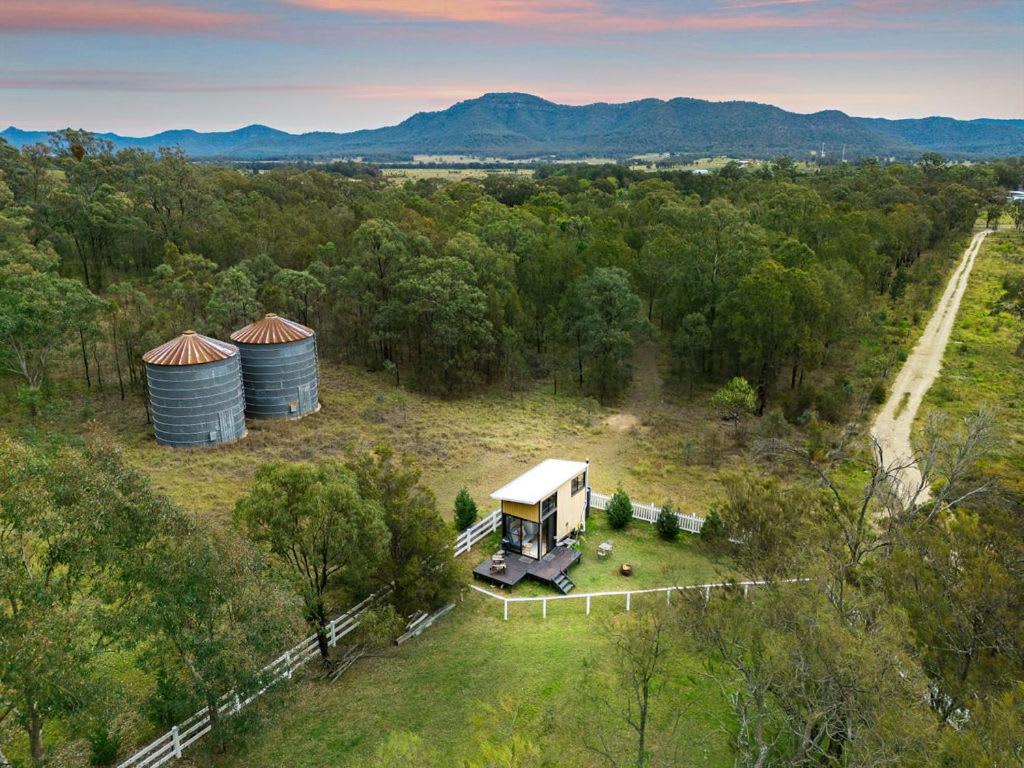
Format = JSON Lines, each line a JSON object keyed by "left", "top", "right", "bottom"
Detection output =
{"left": 870, "top": 229, "right": 991, "bottom": 500}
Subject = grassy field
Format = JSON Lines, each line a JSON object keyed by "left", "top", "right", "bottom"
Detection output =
{"left": 915, "top": 230, "right": 1024, "bottom": 493}
{"left": 11, "top": 341, "right": 738, "bottom": 529}
{"left": 382, "top": 167, "right": 534, "bottom": 184}
{"left": 217, "top": 589, "right": 735, "bottom": 768}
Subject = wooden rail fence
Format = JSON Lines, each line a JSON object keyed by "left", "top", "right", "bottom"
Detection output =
{"left": 453, "top": 508, "right": 502, "bottom": 556}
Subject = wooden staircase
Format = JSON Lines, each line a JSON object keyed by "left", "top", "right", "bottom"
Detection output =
{"left": 552, "top": 572, "right": 575, "bottom": 594}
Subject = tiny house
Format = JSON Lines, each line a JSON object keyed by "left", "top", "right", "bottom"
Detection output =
{"left": 490, "top": 459, "right": 590, "bottom": 560}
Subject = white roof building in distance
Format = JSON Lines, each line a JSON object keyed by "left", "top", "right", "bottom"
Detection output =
{"left": 491, "top": 459, "right": 589, "bottom": 505}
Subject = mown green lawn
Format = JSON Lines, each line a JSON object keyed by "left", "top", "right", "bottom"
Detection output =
{"left": 217, "top": 592, "right": 734, "bottom": 768}
{"left": 471, "top": 511, "right": 737, "bottom": 600}
{"left": 916, "top": 231, "right": 1024, "bottom": 493}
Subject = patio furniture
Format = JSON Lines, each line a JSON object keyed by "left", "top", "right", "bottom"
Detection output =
{"left": 490, "top": 551, "right": 507, "bottom": 573}
{"left": 597, "top": 541, "right": 613, "bottom": 559}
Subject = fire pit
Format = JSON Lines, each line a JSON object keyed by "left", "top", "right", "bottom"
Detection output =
{"left": 620, "top": 563, "right": 633, "bottom": 577}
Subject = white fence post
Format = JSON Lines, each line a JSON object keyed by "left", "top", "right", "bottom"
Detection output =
{"left": 586, "top": 595, "right": 591, "bottom": 615}
{"left": 542, "top": 598, "right": 547, "bottom": 620}
{"left": 171, "top": 726, "right": 182, "bottom": 758}
{"left": 285, "top": 651, "right": 293, "bottom": 678}
{"left": 503, "top": 600, "right": 509, "bottom": 621}
{"left": 625, "top": 592, "right": 631, "bottom": 611}
{"left": 666, "top": 588, "right": 671, "bottom": 605}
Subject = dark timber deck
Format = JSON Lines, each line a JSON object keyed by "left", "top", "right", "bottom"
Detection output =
{"left": 473, "top": 545, "right": 582, "bottom": 589}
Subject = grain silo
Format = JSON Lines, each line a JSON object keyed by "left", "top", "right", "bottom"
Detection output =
{"left": 229, "top": 313, "right": 320, "bottom": 420}
{"left": 142, "top": 331, "right": 247, "bottom": 447}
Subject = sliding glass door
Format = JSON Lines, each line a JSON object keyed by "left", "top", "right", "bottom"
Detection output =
{"left": 541, "top": 514, "right": 557, "bottom": 557}
{"left": 503, "top": 515, "right": 540, "bottom": 559}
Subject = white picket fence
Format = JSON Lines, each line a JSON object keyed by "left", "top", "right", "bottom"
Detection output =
{"left": 471, "top": 578, "right": 805, "bottom": 620}
{"left": 590, "top": 491, "right": 706, "bottom": 534}
{"left": 115, "top": 593, "right": 376, "bottom": 768}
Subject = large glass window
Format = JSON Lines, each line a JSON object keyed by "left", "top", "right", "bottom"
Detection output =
{"left": 571, "top": 473, "right": 586, "bottom": 496}
{"left": 504, "top": 515, "right": 540, "bottom": 559}
{"left": 541, "top": 492, "right": 557, "bottom": 519}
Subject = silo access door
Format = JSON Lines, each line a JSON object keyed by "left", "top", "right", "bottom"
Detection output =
{"left": 298, "top": 383, "right": 313, "bottom": 414}
{"left": 217, "top": 410, "right": 232, "bottom": 441}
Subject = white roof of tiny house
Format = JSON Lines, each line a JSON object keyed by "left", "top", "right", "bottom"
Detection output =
{"left": 490, "top": 459, "right": 588, "bottom": 505}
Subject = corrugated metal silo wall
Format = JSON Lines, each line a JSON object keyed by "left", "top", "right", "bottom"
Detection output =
{"left": 236, "top": 336, "right": 320, "bottom": 419}
{"left": 145, "top": 355, "right": 247, "bottom": 447}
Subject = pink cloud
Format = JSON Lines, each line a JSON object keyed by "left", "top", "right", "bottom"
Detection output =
{"left": 1, "top": 1, "right": 257, "bottom": 35}
{"left": 284, "top": 0, "right": 603, "bottom": 26}
{"left": 284, "top": 0, "right": 842, "bottom": 32}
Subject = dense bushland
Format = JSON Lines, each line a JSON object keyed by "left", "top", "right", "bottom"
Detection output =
{"left": 2, "top": 133, "right": 1019, "bottom": 410}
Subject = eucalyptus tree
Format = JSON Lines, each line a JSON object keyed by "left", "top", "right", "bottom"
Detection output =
{"left": 0, "top": 262, "right": 102, "bottom": 393}
{"left": 136, "top": 524, "right": 302, "bottom": 750}
{"left": 562, "top": 267, "right": 650, "bottom": 403}
{"left": 274, "top": 268, "right": 325, "bottom": 328}
{"left": 347, "top": 445, "right": 461, "bottom": 615}
{"left": 397, "top": 255, "right": 495, "bottom": 395}
{"left": 235, "top": 461, "right": 389, "bottom": 662}
{"left": 0, "top": 438, "right": 179, "bottom": 767}
{"left": 206, "top": 266, "right": 261, "bottom": 339}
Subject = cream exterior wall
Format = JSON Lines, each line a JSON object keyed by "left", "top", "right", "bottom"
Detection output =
{"left": 555, "top": 473, "right": 587, "bottom": 537}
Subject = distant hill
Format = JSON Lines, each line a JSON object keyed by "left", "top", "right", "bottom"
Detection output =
{"left": 4, "top": 93, "right": 1022, "bottom": 161}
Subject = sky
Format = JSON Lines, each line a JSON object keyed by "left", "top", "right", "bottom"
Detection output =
{"left": 1, "top": 0, "right": 1022, "bottom": 135}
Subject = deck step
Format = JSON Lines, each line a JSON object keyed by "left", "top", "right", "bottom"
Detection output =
{"left": 552, "top": 572, "right": 575, "bottom": 594}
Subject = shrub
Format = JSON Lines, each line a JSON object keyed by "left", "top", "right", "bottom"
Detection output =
{"left": 88, "top": 723, "right": 121, "bottom": 767}
{"left": 889, "top": 267, "right": 909, "bottom": 299}
{"left": 144, "top": 666, "right": 198, "bottom": 729}
{"left": 711, "top": 377, "right": 756, "bottom": 422}
{"left": 453, "top": 486, "right": 478, "bottom": 531}
{"left": 15, "top": 384, "right": 43, "bottom": 417}
{"left": 656, "top": 503, "right": 680, "bottom": 541}
{"left": 700, "top": 507, "right": 729, "bottom": 546}
{"left": 358, "top": 604, "right": 405, "bottom": 650}
{"left": 869, "top": 380, "right": 887, "bottom": 405}
{"left": 756, "top": 408, "right": 790, "bottom": 440}
{"left": 817, "top": 378, "right": 853, "bottom": 424}
{"left": 606, "top": 487, "right": 633, "bottom": 530}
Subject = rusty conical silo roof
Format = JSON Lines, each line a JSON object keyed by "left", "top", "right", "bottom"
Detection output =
{"left": 230, "top": 313, "right": 314, "bottom": 345}
{"left": 142, "top": 330, "right": 238, "bottom": 366}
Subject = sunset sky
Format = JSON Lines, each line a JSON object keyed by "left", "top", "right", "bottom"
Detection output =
{"left": 2, "top": 0, "right": 1022, "bottom": 135}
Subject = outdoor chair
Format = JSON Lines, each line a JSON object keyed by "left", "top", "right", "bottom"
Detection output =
{"left": 490, "top": 551, "right": 506, "bottom": 573}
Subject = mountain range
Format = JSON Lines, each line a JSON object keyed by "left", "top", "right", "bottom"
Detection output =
{"left": 3, "top": 92, "right": 1022, "bottom": 161}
